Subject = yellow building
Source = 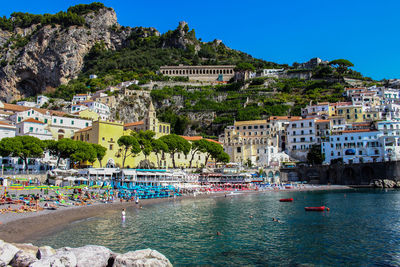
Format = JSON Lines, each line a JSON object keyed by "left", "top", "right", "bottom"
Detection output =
{"left": 336, "top": 104, "right": 364, "bottom": 123}
{"left": 124, "top": 102, "right": 170, "bottom": 138}
{"left": 73, "top": 120, "right": 213, "bottom": 169}
{"left": 74, "top": 109, "right": 100, "bottom": 121}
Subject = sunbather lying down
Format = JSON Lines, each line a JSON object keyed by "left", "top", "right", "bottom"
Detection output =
{"left": 43, "top": 203, "right": 59, "bottom": 210}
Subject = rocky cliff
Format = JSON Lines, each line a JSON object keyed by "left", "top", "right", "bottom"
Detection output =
{"left": 0, "top": 7, "right": 158, "bottom": 101}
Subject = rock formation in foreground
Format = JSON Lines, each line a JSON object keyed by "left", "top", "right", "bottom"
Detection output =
{"left": 0, "top": 240, "right": 173, "bottom": 267}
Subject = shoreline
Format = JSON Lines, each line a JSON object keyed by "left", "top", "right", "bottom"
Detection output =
{"left": 0, "top": 185, "right": 352, "bottom": 243}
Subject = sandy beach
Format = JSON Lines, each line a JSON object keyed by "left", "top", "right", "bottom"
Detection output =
{"left": 0, "top": 185, "right": 351, "bottom": 243}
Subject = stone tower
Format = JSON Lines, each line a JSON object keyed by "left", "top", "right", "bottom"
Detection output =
{"left": 146, "top": 101, "right": 157, "bottom": 132}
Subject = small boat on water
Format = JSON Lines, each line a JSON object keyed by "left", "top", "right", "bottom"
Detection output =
{"left": 304, "top": 206, "right": 325, "bottom": 211}
{"left": 279, "top": 198, "right": 294, "bottom": 202}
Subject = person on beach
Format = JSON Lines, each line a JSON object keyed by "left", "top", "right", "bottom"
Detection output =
{"left": 135, "top": 197, "right": 139, "bottom": 205}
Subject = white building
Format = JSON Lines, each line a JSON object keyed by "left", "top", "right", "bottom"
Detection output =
{"left": 259, "top": 68, "right": 285, "bottom": 78}
{"left": 286, "top": 118, "right": 317, "bottom": 161}
{"left": 71, "top": 104, "right": 88, "bottom": 113}
{"left": 0, "top": 121, "right": 16, "bottom": 140}
{"left": 301, "top": 102, "right": 334, "bottom": 118}
{"left": 10, "top": 109, "right": 92, "bottom": 140}
{"left": 72, "top": 94, "right": 91, "bottom": 104}
{"left": 16, "top": 101, "right": 36, "bottom": 108}
{"left": 81, "top": 100, "right": 110, "bottom": 120}
{"left": 36, "top": 95, "right": 49, "bottom": 107}
{"left": 16, "top": 118, "right": 53, "bottom": 140}
{"left": 322, "top": 129, "right": 383, "bottom": 164}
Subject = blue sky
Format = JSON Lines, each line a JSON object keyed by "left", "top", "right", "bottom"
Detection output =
{"left": 1, "top": 0, "right": 399, "bottom": 80}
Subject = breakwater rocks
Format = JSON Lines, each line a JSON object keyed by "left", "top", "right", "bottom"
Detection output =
{"left": 0, "top": 240, "right": 172, "bottom": 267}
{"left": 373, "top": 179, "right": 400, "bottom": 188}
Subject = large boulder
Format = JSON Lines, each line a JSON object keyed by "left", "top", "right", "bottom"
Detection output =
{"left": 36, "top": 246, "right": 56, "bottom": 259}
{"left": 113, "top": 249, "right": 172, "bottom": 267}
{"left": 0, "top": 240, "right": 20, "bottom": 267}
{"left": 373, "top": 179, "right": 383, "bottom": 188}
{"left": 30, "top": 250, "right": 77, "bottom": 267}
{"left": 382, "top": 179, "right": 396, "bottom": 188}
{"left": 60, "top": 245, "right": 114, "bottom": 267}
{"left": 9, "top": 250, "right": 37, "bottom": 267}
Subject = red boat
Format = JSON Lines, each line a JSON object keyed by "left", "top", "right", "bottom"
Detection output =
{"left": 279, "top": 198, "right": 294, "bottom": 202}
{"left": 304, "top": 206, "right": 325, "bottom": 211}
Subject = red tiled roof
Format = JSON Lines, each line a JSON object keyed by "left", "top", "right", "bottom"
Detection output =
{"left": 0, "top": 121, "right": 13, "bottom": 127}
{"left": 22, "top": 118, "right": 44, "bottom": 124}
{"left": 76, "top": 126, "right": 92, "bottom": 133}
{"left": 290, "top": 117, "right": 317, "bottom": 121}
{"left": 316, "top": 119, "right": 330, "bottom": 123}
{"left": 180, "top": 136, "right": 221, "bottom": 144}
{"left": 341, "top": 129, "right": 377, "bottom": 133}
{"left": 124, "top": 121, "right": 144, "bottom": 127}
{"left": 269, "top": 116, "right": 301, "bottom": 121}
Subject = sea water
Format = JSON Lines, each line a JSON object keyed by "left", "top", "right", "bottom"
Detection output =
{"left": 34, "top": 189, "right": 400, "bottom": 266}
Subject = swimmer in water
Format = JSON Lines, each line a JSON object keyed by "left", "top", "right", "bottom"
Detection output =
{"left": 272, "top": 217, "right": 281, "bottom": 223}
{"left": 216, "top": 231, "right": 222, "bottom": 236}
{"left": 122, "top": 208, "right": 126, "bottom": 217}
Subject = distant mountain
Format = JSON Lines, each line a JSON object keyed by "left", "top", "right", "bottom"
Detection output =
{"left": 0, "top": 2, "right": 282, "bottom": 101}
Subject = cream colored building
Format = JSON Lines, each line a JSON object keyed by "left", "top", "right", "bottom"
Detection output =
{"left": 160, "top": 65, "right": 235, "bottom": 82}
{"left": 222, "top": 119, "right": 290, "bottom": 167}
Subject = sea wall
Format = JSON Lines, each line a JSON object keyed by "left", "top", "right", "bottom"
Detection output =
{"left": 280, "top": 161, "right": 400, "bottom": 185}
{"left": 0, "top": 240, "right": 172, "bottom": 267}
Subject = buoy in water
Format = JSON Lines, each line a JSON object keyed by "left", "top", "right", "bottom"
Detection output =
{"left": 326, "top": 207, "right": 330, "bottom": 211}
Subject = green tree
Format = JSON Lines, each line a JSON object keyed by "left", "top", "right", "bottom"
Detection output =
{"left": 159, "top": 134, "right": 191, "bottom": 168}
{"left": 215, "top": 151, "right": 230, "bottom": 164}
{"left": 43, "top": 139, "right": 77, "bottom": 167}
{"left": 203, "top": 140, "right": 224, "bottom": 166}
{"left": 151, "top": 139, "right": 168, "bottom": 168}
{"left": 92, "top": 144, "right": 107, "bottom": 167}
{"left": 188, "top": 139, "right": 208, "bottom": 168}
{"left": 117, "top": 135, "right": 141, "bottom": 168}
{"left": 244, "top": 158, "right": 253, "bottom": 168}
{"left": 307, "top": 144, "right": 325, "bottom": 165}
{"left": 329, "top": 59, "right": 354, "bottom": 75}
{"left": 132, "top": 130, "right": 155, "bottom": 159}
{"left": 70, "top": 141, "right": 97, "bottom": 167}
{"left": 0, "top": 136, "right": 44, "bottom": 170}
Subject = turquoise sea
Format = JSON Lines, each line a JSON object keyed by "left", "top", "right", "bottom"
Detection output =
{"left": 34, "top": 189, "right": 400, "bottom": 266}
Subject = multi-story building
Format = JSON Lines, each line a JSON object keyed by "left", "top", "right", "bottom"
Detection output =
{"left": 222, "top": 119, "right": 290, "bottom": 167}
{"left": 73, "top": 120, "right": 213, "bottom": 169}
{"left": 286, "top": 118, "right": 317, "bottom": 161}
{"left": 16, "top": 118, "right": 53, "bottom": 140}
{"left": 160, "top": 65, "right": 235, "bottom": 82}
{"left": 301, "top": 102, "right": 335, "bottom": 118}
{"left": 72, "top": 94, "right": 91, "bottom": 104}
{"left": 9, "top": 108, "right": 92, "bottom": 140}
{"left": 81, "top": 100, "right": 110, "bottom": 120}
{"left": 335, "top": 103, "right": 364, "bottom": 123}
{"left": 36, "top": 95, "right": 49, "bottom": 107}
{"left": 322, "top": 129, "right": 384, "bottom": 164}
{"left": 0, "top": 121, "right": 16, "bottom": 140}
{"left": 259, "top": 68, "right": 285, "bottom": 78}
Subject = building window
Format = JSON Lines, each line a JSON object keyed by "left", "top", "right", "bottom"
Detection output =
{"left": 237, "top": 147, "right": 241, "bottom": 153}
{"left": 71, "top": 120, "right": 74, "bottom": 125}
{"left": 54, "top": 119, "right": 57, "bottom": 123}
{"left": 86, "top": 122, "right": 89, "bottom": 127}
{"left": 29, "top": 127, "right": 33, "bottom": 132}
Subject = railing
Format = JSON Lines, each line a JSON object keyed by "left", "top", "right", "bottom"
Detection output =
{"left": 1, "top": 170, "right": 48, "bottom": 175}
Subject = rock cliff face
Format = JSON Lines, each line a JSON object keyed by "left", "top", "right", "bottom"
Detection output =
{"left": 0, "top": 8, "right": 155, "bottom": 101}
